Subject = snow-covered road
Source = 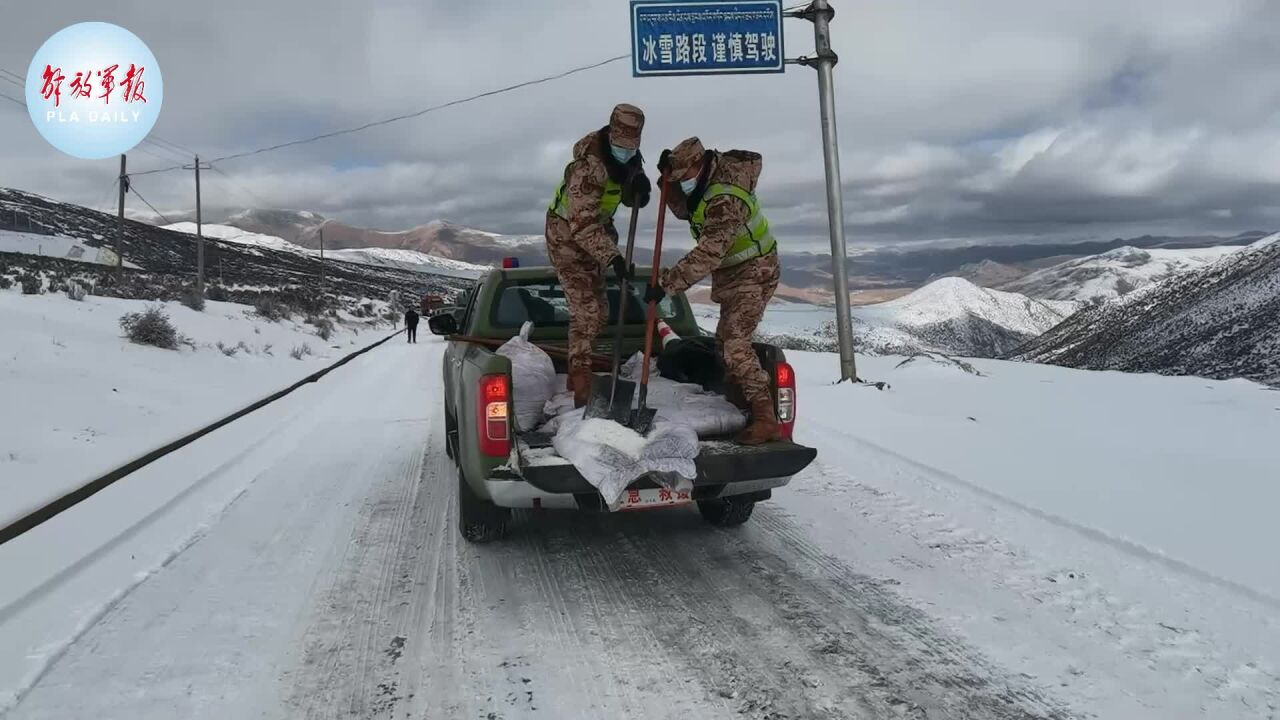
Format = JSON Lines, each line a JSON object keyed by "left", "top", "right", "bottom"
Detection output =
{"left": 4, "top": 337, "right": 1277, "bottom": 719}
{"left": 3, "top": 339, "right": 1070, "bottom": 720}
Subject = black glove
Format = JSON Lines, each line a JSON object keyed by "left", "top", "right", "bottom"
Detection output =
{"left": 657, "top": 149, "right": 672, "bottom": 176}
{"left": 631, "top": 173, "right": 652, "bottom": 208}
{"left": 644, "top": 282, "right": 666, "bottom": 304}
{"left": 622, "top": 171, "right": 651, "bottom": 209}
{"left": 609, "top": 255, "right": 631, "bottom": 282}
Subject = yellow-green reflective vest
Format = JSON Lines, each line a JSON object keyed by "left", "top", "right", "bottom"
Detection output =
{"left": 549, "top": 172, "right": 623, "bottom": 222}
{"left": 690, "top": 183, "right": 777, "bottom": 269}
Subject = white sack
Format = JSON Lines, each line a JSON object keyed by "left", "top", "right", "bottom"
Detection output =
{"left": 550, "top": 414, "right": 698, "bottom": 508}
{"left": 497, "top": 321, "right": 556, "bottom": 432}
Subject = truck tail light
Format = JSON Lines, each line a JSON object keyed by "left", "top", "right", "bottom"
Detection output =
{"left": 477, "top": 374, "right": 510, "bottom": 457}
{"left": 775, "top": 361, "right": 795, "bottom": 440}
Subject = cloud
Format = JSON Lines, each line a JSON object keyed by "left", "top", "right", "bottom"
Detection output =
{"left": 2, "top": 0, "right": 1279, "bottom": 250}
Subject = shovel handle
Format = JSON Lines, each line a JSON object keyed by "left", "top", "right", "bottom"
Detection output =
{"left": 638, "top": 178, "right": 669, "bottom": 392}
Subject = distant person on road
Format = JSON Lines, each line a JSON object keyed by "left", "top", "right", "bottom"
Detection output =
{"left": 405, "top": 308, "right": 419, "bottom": 343}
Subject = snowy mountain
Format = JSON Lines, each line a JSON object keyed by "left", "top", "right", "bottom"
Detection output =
{"left": 1015, "top": 233, "right": 1280, "bottom": 385}
{"left": 162, "top": 222, "right": 311, "bottom": 255}
{"left": 852, "top": 277, "right": 1078, "bottom": 357}
{"left": 325, "top": 247, "right": 487, "bottom": 279}
{"left": 161, "top": 222, "right": 485, "bottom": 279}
{"left": 223, "top": 208, "right": 325, "bottom": 245}
{"left": 704, "top": 277, "right": 1078, "bottom": 358}
{"left": 998, "top": 245, "right": 1241, "bottom": 302}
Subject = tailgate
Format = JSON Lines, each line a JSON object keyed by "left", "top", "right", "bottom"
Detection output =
{"left": 513, "top": 434, "right": 817, "bottom": 494}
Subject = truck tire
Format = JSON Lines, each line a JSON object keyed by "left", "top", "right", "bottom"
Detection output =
{"left": 458, "top": 471, "right": 509, "bottom": 543}
{"left": 697, "top": 497, "right": 755, "bottom": 527}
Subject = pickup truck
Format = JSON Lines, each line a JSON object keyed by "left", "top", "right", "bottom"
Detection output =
{"left": 428, "top": 265, "right": 817, "bottom": 543}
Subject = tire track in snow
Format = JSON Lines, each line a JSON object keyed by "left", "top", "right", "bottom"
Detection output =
{"left": 285, "top": 417, "right": 436, "bottom": 720}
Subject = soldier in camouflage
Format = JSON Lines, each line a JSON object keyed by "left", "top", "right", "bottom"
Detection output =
{"left": 646, "top": 137, "right": 781, "bottom": 445}
{"left": 546, "top": 104, "right": 652, "bottom": 407}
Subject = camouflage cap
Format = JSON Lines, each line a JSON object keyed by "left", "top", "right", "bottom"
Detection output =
{"left": 608, "top": 103, "right": 645, "bottom": 150}
{"left": 667, "top": 136, "right": 706, "bottom": 179}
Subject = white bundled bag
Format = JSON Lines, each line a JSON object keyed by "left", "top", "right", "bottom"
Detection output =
{"left": 496, "top": 321, "right": 556, "bottom": 431}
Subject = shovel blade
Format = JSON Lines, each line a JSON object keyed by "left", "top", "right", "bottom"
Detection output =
{"left": 629, "top": 407, "right": 658, "bottom": 436}
{"left": 584, "top": 374, "right": 637, "bottom": 425}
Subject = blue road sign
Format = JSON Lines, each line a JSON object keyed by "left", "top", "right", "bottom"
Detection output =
{"left": 631, "top": 1, "right": 785, "bottom": 77}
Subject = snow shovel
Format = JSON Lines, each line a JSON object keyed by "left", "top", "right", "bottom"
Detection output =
{"left": 630, "top": 178, "right": 670, "bottom": 435}
{"left": 584, "top": 200, "right": 642, "bottom": 424}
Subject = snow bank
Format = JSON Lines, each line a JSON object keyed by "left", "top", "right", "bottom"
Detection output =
{"left": 787, "top": 351, "right": 1280, "bottom": 601}
{"left": 0, "top": 289, "right": 389, "bottom": 528}
{"left": 0, "top": 229, "right": 138, "bottom": 268}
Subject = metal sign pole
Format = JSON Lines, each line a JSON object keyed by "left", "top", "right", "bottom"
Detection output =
{"left": 792, "top": 0, "right": 857, "bottom": 382}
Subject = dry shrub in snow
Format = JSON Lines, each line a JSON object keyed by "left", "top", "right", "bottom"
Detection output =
{"left": 216, "top": 341, "right": 238, "bottom": 357}
{"left": 290, "top": 344, "right": 313, "bottom": 360}
{"left": 120, "top": 306, "right": 181, "bottom": 350}
{"left": 308, "top": 315, "right": 335, "bottom": 341}
{"left": 20, "top": 275, "right": 41, "bottom": 295}
{"left": 254, "top": 297, "right": 290, "bottom": 322}
{"left": 66, "top": 281, "right": 87, "bottom": 301}
{"left": 206, "top": 285, "right": 228, "bottom": 302}
{"left": 181, "top": 288, "right": 206, "bottom": 311}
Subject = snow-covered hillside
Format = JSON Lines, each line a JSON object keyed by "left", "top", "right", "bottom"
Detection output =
{"left": 326, "top": 247, "right": 487, "bottom": 279}
{"left": 162, "top": 222, "right": 487, "bottom": 279}
{"left": 162, "top": 222, "right": 311, "bottom": 255}
{"left": 999, "top": 245, "right": 1241, "bottom": 302}
{"left": 704, "top": 277, "right": 1077, "bottom": 358}
{"left": 1, "top": 188, "right": 470, "bottom": 305}
{"left": 1016, "top": 233, "right": 1280, "bottom": 385}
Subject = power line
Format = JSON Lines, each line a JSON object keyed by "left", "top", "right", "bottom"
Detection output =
{"left": 96, "top": 178, "right": 119, "bottom": 214}
{"left": 0, "top": 90, "right": 25, "bottom": 109}
{"left": 145, "top": 134, "right": 199, "bottom": 157}
{"left": 127, "top": 182, "right": 174, "bottom": 225}
{"left": 131, "top": 53, "right": 629, "bottom": 177}
{"left": 209, "top": 164, "right": 265, "bottom": 209}
{"left": 133, "top": 142, "right": 184, "bottom": 164}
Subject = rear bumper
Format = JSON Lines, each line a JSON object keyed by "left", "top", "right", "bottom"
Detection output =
{"left": 486, "top": 440, "right": 817, "bottom": 508}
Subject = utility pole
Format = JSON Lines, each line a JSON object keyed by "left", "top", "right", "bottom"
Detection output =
{"left": 116, "top": 154, "right": 127, "bottom": 283}
{"left": 183, "top": 156, "right": 213, "bottom": 294}
{"left": 318, "top": 227, "right": 325, "bottom": 289}
{"left": 792, "top": 0, "right": 858, "bottom": 382}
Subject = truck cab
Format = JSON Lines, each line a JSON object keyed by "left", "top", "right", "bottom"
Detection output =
{"left": 429, "top": 266, "right": 817, "bottom": 542}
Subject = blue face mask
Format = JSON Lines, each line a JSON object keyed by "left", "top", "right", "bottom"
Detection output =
{"left": 610, "top": 146, "right": 637, "bottom": 164}
{"left": 680, "top": 177, "right": 699, "bottom": 195}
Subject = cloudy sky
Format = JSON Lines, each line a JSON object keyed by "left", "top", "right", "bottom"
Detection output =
{"left": 3, "top": 0, "right": 1279, "bottom": 251}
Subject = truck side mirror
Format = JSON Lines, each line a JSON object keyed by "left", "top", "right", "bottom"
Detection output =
{"left": 428, "top": 313, "right": 458, "bottom": 336}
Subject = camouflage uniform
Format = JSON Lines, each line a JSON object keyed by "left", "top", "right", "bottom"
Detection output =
{"left": 545, "top": 104, "right": 649, "bottom": 390}
{"left": 660, "top": 139, "right": 780, "bottom": 420}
